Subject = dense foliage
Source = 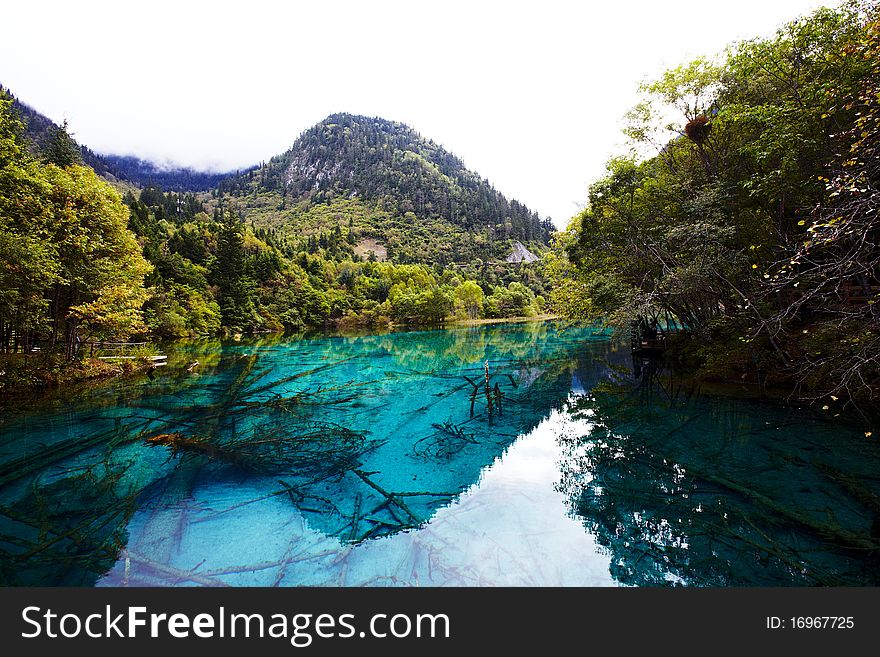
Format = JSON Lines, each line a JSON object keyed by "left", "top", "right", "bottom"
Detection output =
{"left": 0, "top": 96, "right": 151, "bottom": 357}
{"left": 551, "top": 1, "right": 880, "bottom": 409}
{"left": 0, "top": 93, "right": 553, "bottom": 364}
{"left": 129, "top": 185, "right": 544, "bottom": 335}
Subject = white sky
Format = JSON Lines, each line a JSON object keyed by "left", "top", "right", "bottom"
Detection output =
{"left": 1, "top": 0, "right": 837, "bottom": 228}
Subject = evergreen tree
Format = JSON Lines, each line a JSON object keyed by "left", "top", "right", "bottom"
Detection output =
{"left": 213, "top": 209, "right": 258, "bottom": 331}
{"left": 43, "top": 119, "right": 81, "bottom": 167}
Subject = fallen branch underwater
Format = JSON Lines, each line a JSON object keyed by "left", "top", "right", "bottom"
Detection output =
{"left": 144, "top": 423, "right": 374, "bottom": 476}
{"left": 413, "top": 422, "right": 478, "bottom": 460}
{"left": 0, "top": 417, "right": 154, "bottom": 488}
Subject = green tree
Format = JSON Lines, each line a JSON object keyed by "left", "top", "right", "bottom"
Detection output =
{"left": 45, "top": 164, "right": 152, "bottom": 355}
{"left": 759, "top": 5, "right": 880, "bottom": 405}
{"left": 213, "top": 209, "right": 258, "bottom": 331}
{"left": 552, "top": 1, "right": 879, "bottom": 405}
{"left": 0, "top": 95, "right": 150, "bottom": 357}
{"left": 454, "top": 280, "right": 484, "bottom": 319}
{"left": 43, "top": 119, "right": 82, "bottom": 168}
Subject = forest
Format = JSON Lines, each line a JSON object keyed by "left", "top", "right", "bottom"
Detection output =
{"left": 0, "top": 97, "right": 550, "bottom": 388}
{"left": 550, "top": 0, "right": 880, "bottom": 411}
{"left": 2, "top": 0, "right": 879, "bottom": 416}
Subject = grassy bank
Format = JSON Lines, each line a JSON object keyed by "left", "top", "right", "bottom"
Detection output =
{"left": 0, "top": 354, "right": 157, "bottom": 393}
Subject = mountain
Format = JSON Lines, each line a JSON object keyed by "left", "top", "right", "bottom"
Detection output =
{"left": 3, "top": 84, "right": 552, "bottom": 266}
{"left": 1, "top": 84, "right": 239, "bottom": 192}
{"left": 99, "top": 154, "right": 244, "bottom": 192}
{"left": 2, "top": 84, "right": 117, "bottom": 178}
{"left": 219, "top": 113, "right": 553, "bottom": 264}
{"left": 2, "top": 86, "right": 555, "bottom": 339}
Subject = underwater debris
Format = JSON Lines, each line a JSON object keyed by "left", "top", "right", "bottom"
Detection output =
{"left": 0, "top": 417, "right": 152, "bottom": 488}
{"left": 146, "top": 433, "right": 186, "bottom": 447}
{"left": 413, "top": 422, "right": 478, "bottom": 461}
{"left": 236, "top": 384, "right": 367, "bottom": 413}
{"left": 352, "top": 469, "right": 419, "bottom": 523}
{"left": 0, "top": 465, "right": 140, "bottom": 586}
{"left": 145, "top": 423, "right": 373, "bottom": 476}
{"left": 462, "top": 361, "right": 512, "bottom": 421}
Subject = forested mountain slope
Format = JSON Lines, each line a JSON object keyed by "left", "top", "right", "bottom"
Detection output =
{"left": 220, "top": 113, "right": 553, "bottom": 264}
{"left": 1, "top": 90, "right": 552, "bottom": 356}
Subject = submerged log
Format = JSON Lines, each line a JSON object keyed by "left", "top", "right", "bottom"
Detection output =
{"left": 144, "top": 422, "right": 371, "bottom": 476}
{"left": 0, "top": 417, "right": 151, "bottom": 488}
{"left": 351, "top": 469, "right": 420, "bottom": 524}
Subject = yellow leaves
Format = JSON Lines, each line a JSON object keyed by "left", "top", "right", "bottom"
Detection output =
{"left": 751, "top": 264, "right": 758, "bottom": 269}
{"left": 797, "top": 220, "right": 806, "bottom": 226}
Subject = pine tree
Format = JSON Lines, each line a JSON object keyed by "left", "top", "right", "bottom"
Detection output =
{"left": 213, "top": 209, "right": 257, "bottom": 331}
{"left": 43, "top": 119, "right": 82, "bottom": 167}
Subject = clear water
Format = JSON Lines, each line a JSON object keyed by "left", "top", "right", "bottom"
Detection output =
{"left": 0, "top": 322, "right": 878, "bottom": 586}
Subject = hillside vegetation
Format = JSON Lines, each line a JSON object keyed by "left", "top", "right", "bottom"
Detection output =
{"left": 219, "top": 113, "right": 553, "bottom": 265}
{"left": 550, "top": 1, "right": 880, "bottom": 411}
{"left": 0, "top": 98, "right": 552, "bottom": 379}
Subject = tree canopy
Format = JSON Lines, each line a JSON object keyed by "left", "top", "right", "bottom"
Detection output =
{"left": 0, "top": 95, "right": 151, "bottom": 357}
{"left": 551, "top": 1, "right": 880, "bottom": 408}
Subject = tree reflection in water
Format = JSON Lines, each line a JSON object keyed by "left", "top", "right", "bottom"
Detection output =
{"left": 557, "top": 357, "right": 880, "bottom": 586}
{"left": 4, "top": 325, "right": 879, "bottom": 586}
{"left": 0, "top": 322, "right": 605, "bottom": 585}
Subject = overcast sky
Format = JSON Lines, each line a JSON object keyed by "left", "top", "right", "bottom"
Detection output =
{"left": 1, "top": 0, "right": 836, "bottom": 227}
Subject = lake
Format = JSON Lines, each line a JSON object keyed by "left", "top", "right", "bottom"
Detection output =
{"left": 1, "top": 321, "right": 878, "bottom": 586}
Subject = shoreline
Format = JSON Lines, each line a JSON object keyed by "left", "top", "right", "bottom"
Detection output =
{"left": 450, "top": 314, "right": 559, "bottom": 327}
{"left": 0, "top": 355, "right": 157, "bottom": 396}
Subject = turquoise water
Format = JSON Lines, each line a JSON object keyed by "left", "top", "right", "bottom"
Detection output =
{"left": 0, "top": 322, "right": 878, "bottom": 586}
